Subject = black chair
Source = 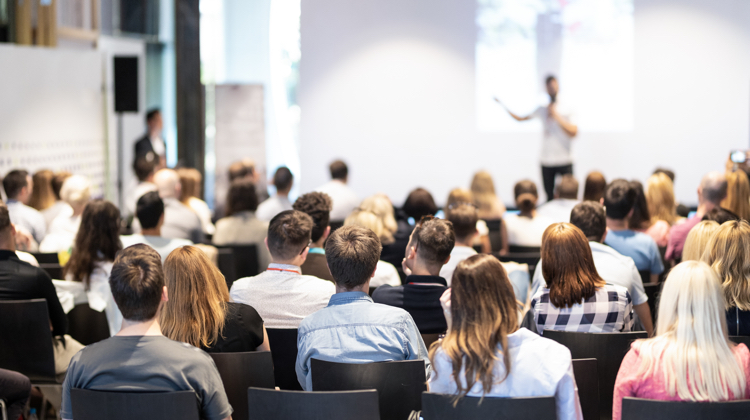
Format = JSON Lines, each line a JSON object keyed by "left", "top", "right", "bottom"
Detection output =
{"left": 0, "top": 300, "right": 57, "bottom": 383}
{"left": 265, "top": 328, "right": 303, "bottom": 390}
{"left": 508, "top": 245, "right": 541, "bottom": 254}
{"left": 421, "top": 392, "right": 557, "bottom": 420}
{"left": 621, "top": 397, "right": 750, "bottom": 420}
{"left": 31, "top": 253, "right": 59, "bottom": 264}
{"left": 67, "top": 304, "right": 110, "bottom": 345}
{"left": 543, "top": 330, "right": 647, "bottom": 420}
{"left": 70, "top": 389, "right": 199, "bottom": 420}
{"left": 572, "top": 358, "right": 599, "bottom": 420}
{"left": 642, "top": 282, "right": 661, "bottom": 322}
{"left": 39, "top": 263, "right": 63, "bottom": 280}
{"left": 495, "top": 252, "right": 541, "bottom": 276}
{"left": 484, "top": 219, "right": 504, "bottom": 253}
{"left": 638, "top": 270, "right": 651, "bottom": 285}
{"left": 209, "top": 351, "right": 275, "bottom": 420}
{"left": 217, "top": 247, "right": 237, "bottom": 289}
{"left": 216, "top": 244, "right": 259, "bottom": 290}
{"left": 329, "top": 220, "right": 345, "bottom": 233}
{"left": 247, "top": 387, "right": 380, "bottom": 420}
{"left": 311, "top": 359, "right": 426, "bottom": 420}
{"left": 729, "top": 336, "right": 750, "bottom": 348}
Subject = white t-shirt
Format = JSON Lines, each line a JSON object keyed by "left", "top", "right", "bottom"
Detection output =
{"left": 439, "top": 246, "right": 478, "bottom": 286}
{"left": 370, "top": 260, "right": 402, "bottom": 288}
{"left": 504, "top": 214, "right": 555, "bottom": 247}
{"left": 255, "top": 195, "right": 293, "bottom": 222}
{"left": 315, "top": 180, "right": 359, "bottom": 221}
{"left": 533, "top": 103, "right": 576, "bottom": 166}
{"left": 536, "top": 199, "right": 580, "bottom": 224}
{"left": 120, "top": 234, "right": 193, "bottom": 262}
{"left": 187, "top": 197, "right": 216, "bottom": 235}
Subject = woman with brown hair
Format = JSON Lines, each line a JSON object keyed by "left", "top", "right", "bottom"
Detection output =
{"left": 470, "top": 170, "right": 506, "bottom": 219}
{"left": 530, "top": 223, "right": 633, "bottom": 333}
{"left": 161, "top": 245, "right": 270, "bottom": 352}
{"left": 504, "top": 180, "right": 553, "bottom": 247}
{"left": 583, "top": 171, "right": 606, "bottom": 202}
{"left": 29, "top": 169, "right": 56, "bottom": 212}
{"left": 721, "top": 170, "right": 750, "bottom": 221}
{"left": 428, "top": 254, "right": 582, "bottom": 420}
{"left": 177, "top": 167, "right": 215, "bottom": 235}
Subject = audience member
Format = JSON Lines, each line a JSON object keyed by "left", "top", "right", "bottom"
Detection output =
{"left": 470, "top": 170, "right": 506, "bottom": 218}
{"left": 702, "top": 207, "right": 740, "bottom": 224}
{"left": 39, "top": 175, "right": 91, "bottom": 253}
{"left": 60, "top": 244, "right": 232, "bottom": 420}
{"left": 28, "top": 169, "right": 56, "bottom": 212}
{"left": 292, "top": 191, "right": 334, "bottom": 281}
{"left": 439, "top": 203, "right": 478, "bottom": 284}
{"left": 256, "top": 166, "right": 294, "bottom": 222}
{"left": 429, "top": 255, "right": 582, "bottom": 420}
{"left": 3, "top": 169, "right": 46, "bottom": 243}
{"left": 402, "top": 188, "right": 438, "bottom": 223}
{"left": 721, "top": 170, "right": 750, "bottom": 221}
{"left": 343, "top": 209, "right": 401, "bottom": 287}
{"left": 177, "top": 167, "right": 215, "bottom": 235}
{"left": 445, "top": 188, "right": 493, "bottom": 253}
{"left": 532, "top": 202, "right": 653, "bottom": 336}
{"left": 295, "top": 225, "right": 430, "bottom": 390}
{"left": 229, "top": 210, "right": 335, "bottom": 328}
{"left": 531, "top": 223, "right": 634, "bottom": 334}
{"left": 228, "top": 158, "right": 260, "bottom": 183}
{"left": 0, "top": 369, "right": 31, "bottom": 420}
{"left": 213, "top": 179, "right": 272, "bottom": 269}
{"left": 316, "top": 160, "right": 359, "bottom": 221}
{"left": 582, "top": 171, "right": 606, "bottom": 202}
{"left": 603, "top": 179, "right": 664, "bottom": 281}
{"left": 126, "top": 154, "right": 159, "bottom": 218}
{"left": 121, "top": 192, "right": 193, "bottom": 261}
{"left": 42, "top": 171, "right": 73, "bottom": 227}
{"left": 536, "top": 174, "right": 579, "bottom": 223}
{"left": 372, "top": 216, "right": 454, "bottom": 334}
{"left": 629, "top": 180, "right": 670, "bottom": 248}
{"left": 612, "top": 261, "right": 750, "bottom": 420}
{"left": 653, "top": 167, "right": 691, "bottom": 217}
{"left": 150, "top": 168, "right": 204, "bottom": 243}
{"left": 681, "top": 220, "right": 720, "bottom": 262}
{"left": 644, "top": 173, "right": 678, "bottom": 246}
{"left": 360, "top": 194, "right": 414, "bottom": 272}
{"left": 161, "top": 246, "right": 270, "bottom": 352}
{"left": 504, "top": 180, "right": 553, "bottom": 247}
{"left": 134, "top": 108, "right": 166, "bottom": 165}
{"left": 666, "top": 171, "right": 727, "bottom": 261}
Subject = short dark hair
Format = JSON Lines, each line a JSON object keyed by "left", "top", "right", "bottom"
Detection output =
{"left": 329, "top": 160, "right": 348, "bottom": 180}
{"left": 146, "top": 108, "right": 161, "bottom": 124}
{"left": 136, "top": 192, "right": 164, "bottom": 229}
{"left": 603, "top": 179, "right": 635, "bottom": 220}
{"left": 545, "top": 75, "right": 557, "bottom": 85}
{"left": 226, "top": 179, "right": 259, "bottom": 216}
{"left": 702, "top": 207, "right": 740, "bottom": 224}
{"left": 133, "top": 154, "right": 159, "bottom": 182}
{"left": 228, "top": 160, "right": 255, "bottom": 182}
{"left": 557, "top": 175, "right": 579, "bottom": 199}
{"left": 628, "top": 180, "right": 651, "bottom": 230}
{"left": 412, "top": 218, "right": 455, "bottom": 265}
{"left": 403, "top": 188, "right": 438, "bottom": 221}
{"left": 267, "top": 210, "right": 313, "bottom": 260}
{"left": 653, "top": 168, "right": 675, "bottom": 182}
{"left": 273, "top": 167, "right": 294, "bottom": 191}
{"left": 0, "top": 203, "right": 10, "bottom": 232}
{"left": 293, "top": 192, "right": 333, "bottom": 243}
{"left": 570, "top": 202, "right": 606, "bottom": 242}
{"left": 2, "top": 170, "right": 29, "bottom": 199}
{"left": 446, "top": 204, "right": 478, "bottom": 241}
{"left": 326, "top": 225, "right": 382, "bottom": 289}
{"left": 109, "top": 244, "right": 164, "bottom": 321}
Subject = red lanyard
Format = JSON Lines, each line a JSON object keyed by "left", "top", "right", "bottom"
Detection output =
{"left": 267, "top": 267, "right": 301, "bottom": 275}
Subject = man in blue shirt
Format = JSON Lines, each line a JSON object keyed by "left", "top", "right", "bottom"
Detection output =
{"left": 295, "top": 225, "right": 430, "bottom": 391}
{"left": 603, "top": 179, "right": 664, "bottom": 283}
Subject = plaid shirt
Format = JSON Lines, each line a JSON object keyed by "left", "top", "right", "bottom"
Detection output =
{"left": 530, "top": 284, "right": 633, "bottom": 335}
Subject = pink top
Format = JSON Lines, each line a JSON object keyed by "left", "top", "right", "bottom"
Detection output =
{"left": 637, "top": 220, "right": 671, "bottom": 248}
{"left": 612, "top": 342, "right": 750, "bottom": 420}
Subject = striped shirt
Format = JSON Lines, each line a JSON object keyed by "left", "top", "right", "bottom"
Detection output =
{"left": 531, "top": 284, "right": 633, "bottom": 334}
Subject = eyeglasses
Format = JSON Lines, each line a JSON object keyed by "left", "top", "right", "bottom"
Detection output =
{"left": 300, "top": 239, "right": 312, "bottom": 255}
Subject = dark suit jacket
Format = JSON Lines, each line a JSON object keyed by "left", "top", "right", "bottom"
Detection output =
{"left": 134, "top": 134, "right": 154, "bottom": 158}
{"left": 300, "top": 253, "right": 334, "bottom": 283}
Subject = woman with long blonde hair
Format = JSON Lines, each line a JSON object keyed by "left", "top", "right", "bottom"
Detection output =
{"left": 429, "top": 254, "right": 582, "bottom": 420}
{"left": 470, "top": 170, "right": 506, "bottom": 219}
{"left": 344, "top": 209, "right": 401, "bottom": 287}
{"left": 646, "top": 172, "right": 678, "bottom": 225}
{"left": 702, "top": 220, "right": 750, "bottom": 336}
{"left": 613, "top": 261, "right": 750, "bottom": 420}
{"left": 721, "top": 170, "right": 750, "bottom": 221}
{"left": 358, "top": 194, "right": 397, "bottom": 244}
{"left": 360, "top": 194, "right": 413, "bottom": 279}
{"left": 681, "top": 220, "right": 719, "bottom": 261}
{"left": 161, "top": 246, "right": 270, "bottom": 352}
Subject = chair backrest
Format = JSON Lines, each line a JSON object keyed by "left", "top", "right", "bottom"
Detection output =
{"left": 0, "top": 299, "right": 56, "bottom": 382}
{"left": 216, "top": 244, "right": 260, "bottom": 290}
{"left": 39, "top": 263, "right": 63, "bottom": 280}
{"left": 311, "top": 359, "right": 426, "bottom": 420}
{"left": 508, "top": 245, "right": 541, "bottom": 254}
{"left": 70, "top": 389, "right": 199, "bottom": 420}
{"left": 543, "top": 330, "right": 647, "bottom": 420}
{"left": 484, "top": 219, "right": 504, "bottom": 253}
{"left": 729, "top": 336, "right": 750, "bottom": 348}
{"left": 572, "top": 358, "right": 599, "bottom": 420}
{"left": 642, "top": 282, "right": 662, "bottom": 322}
{"left": 621, "top": 397, "right": 750, "bottom": 420}
{"left": 265, "top": 328, "right": 303, "bottom": 390}
{"left": 247, "top": 387, "right": 380, "bottom": 420}
{"left": 209, "top": 351, "right": 275, "bottom": 420}
{"left": 31, "top": 252, "right": 59, "bottom": 264}
{"left": 67, "top": 303, "right": 111, "bottom": 346}
{"left": 216, "top": 247, "right": 237, "bottom": 289}
{"left": 421, "top": 392, "right": 557, "bottom": 420}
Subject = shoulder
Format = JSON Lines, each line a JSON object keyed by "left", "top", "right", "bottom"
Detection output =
{"left": 372, "top": 285, "right": 402, "bottom": 300}
{"left": 227, "top": 301, "right": 262, "bottom": 322}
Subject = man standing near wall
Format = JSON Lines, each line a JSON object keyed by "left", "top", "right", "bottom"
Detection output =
{"left": 134, "top": 108, "right": 167, "bottom": 169}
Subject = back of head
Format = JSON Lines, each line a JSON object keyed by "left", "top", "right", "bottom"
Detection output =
{"left": 154, "top": 169, "right": 180, "bottom": 199}
{"left": 700, "top": 171, "right": 728, "bottom": 205}
{"left": 431, "top": 254, "right": 518, "bottom": 396}
{"left": 653, "top": 168, "right": 675, "bottom": 182}
{"left": 267, "top": 210, "right": 313, "bottom": 260}
{"left": 583, "top": 171, "right": 606, "bottom": 202}
{"left": 325, "top": 225, "right": 382, "bottom": 290}
{"left": 541, "top": 223, "right": 603, "bottom": 308}
{"left": 226, "top": 179, "right": 258, "bottom": 216}
{"left": 109, "top": 244, "right": 165, "bottom": 322}
{"left": 403, "top": 188, "right": 438, "bottom": 221}
{"left": 161, "top": 246, "right": 229, "bottom": 348}
{"left": 470, "top": 171, "right": 498, "bottom": 214}
{"left": 702, "top": 220, "right": 750, "bottom": 311}
{"left": 682, "top": 220, "right": 720, "bottom": 262}
{"left": 359, "top": 194, "right": 398, "bottom": 235}
{"left": 133, "top": 154, "right": 159, "bottom": 182}
{"left": 628, "top": 180, "right": 651, "bottom": 230}
{"left": 446, "top": 204, "right": 478, "bottom": 243}
{"left": 51, "top": 171, "right": 72, "bottom": 200}
{"left": 136, "top": 191, "right": 165, "bottom": 230}
{"left": 570, "top": 201, "right": 606, "bottom": 242}
{"left": 513, "top": 179, "right": 538, "bottom": 213}
{"left": 329, "top": 160, "right": 348, "bottom": 181}
{"left": 2, "top": 169, "right": 28, "bottom": 200}
{"left": 603, "top": 179, "right": 635, "bottom": 220}
{"left": 60, "top": 175, "right": 92, "bottom": 208}
{"left": 146, "top": 108, "right": 161, "bottom": 125}
{"left": 293, "top": 192, "right": 333, "bottom": 243}
{"left": 412, "top": 217, "right": 455, "bottom": 267}
{"left": 446, "top": 188, "right": 474, "bottom": 208}
{"left": 29, "top": 169, "right": 56, "bottom": 211}
{"left": 646, "top": 173, "right": 677, "bottom": 225}
{"left": 344, "top": 209, "right": 392, "bottom": 245}
{"left": 556, "top": 174, "right": 579, "bottom": 200}
{"left": 721, "top": 170, "right": 750, "bottom": 221}
{"left": 273, "top": 166, "right": 294, "bottom": 192}
{"left": 702, "top": 207, "right": 740, "bottom": 225}
{"left": 176, "top": 168, "right": 202, "bottom": 202}
{"left": 228, "top": 158, "right": 255, "bottom": 182}
{"left": 66, "top": 200, "right": 122, "bottom": 287}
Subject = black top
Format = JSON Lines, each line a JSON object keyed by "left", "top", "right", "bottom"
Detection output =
{"left": 0, "top": 250, "right": 67, "bottom": 336}
{"left": 134, "top": 134, "right": 154, "bottom": 158}
{"left": 300, "top": 253, "right": 334, "bottom": 282}
{"left": 726, "top": 307, "right": 750, "bottom": 337}
{"left": 380, "top": 219, "right": 413, "bottom": 283}
{"left": 371, "top": 274, "right": 448, "bottom": 334}
{"left": 203, "top": 302, "right": 265, "bottom": 353}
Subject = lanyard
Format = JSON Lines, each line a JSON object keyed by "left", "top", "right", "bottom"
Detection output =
{"left": 267, "top": 268, "right": 301, "bottom": 275}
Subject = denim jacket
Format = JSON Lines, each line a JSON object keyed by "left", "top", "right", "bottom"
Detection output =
{"left": 295, "top": 291, "right": 431, "bottom": 390}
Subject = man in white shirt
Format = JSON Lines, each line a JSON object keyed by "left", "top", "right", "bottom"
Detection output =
{"left": 121, "top": 192, "right": 193, "bottom": 262}
{"left": 230, "top": 210, "right": 335, "bottom": 328}
{"left": 315, "top": 160, "right": 359, "bottom": 221}
{"left": 2, "top": 169, "right": 46, "bottom": 244}
{"left": 536, "top": 174, "right": 580, "bottom": 223}
{"left": 256, "top": 166, "right": 294, "bottom": 222}
{"left": 439, "top": 204, "right": 478, "bottom": 285}
{"left": 531, "top": 201, "right": 653, "bottom": 336}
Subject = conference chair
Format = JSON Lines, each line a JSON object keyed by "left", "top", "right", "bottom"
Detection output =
{"left": 30, "top": 253, "right": 59, "bottom": 264}
{"left": 216, "top": 244, "right": 260, "bottom": 290}
{"left": 311, "top": 359, "right": 426, "bottom": 420}
{"left": 729, "top": 336, "right": 750, "bottom": 348}
{"left": 543, "top": 330, "right": 647, "bottom": 420}
{"left": 642, "top": 282, "right": 662, "bottom": 322}
{"left": 484, "top": 219, "right": 504, "bottom": 253}
{"left": 508, "top": 245, "right": 541, "bottom": 254}
{"left": 67, "top": 303, "right": 110, "bottom": 345}
{"left": 39, "top": 263, "right": 63, "bottom": 280}
{"left": 420, "top": 392, "right": 557, "bottom": 420}
{"left": 572, "top": 358, "right": 599, "bottom": 420}
{"left": 247, "top": 387, "right": 380, "bottom": 420}
{"left": 70, "top": 389, "right": 199, "bottom": 420}
{"left": 495, "top": 252, "right": 541, "bottom": 277}
{"left": 621, "top": 397, "right": 750, "bottom": 420}
{"left": 265, "top": 328, "right": 303, "bottom": 390}
{"left": 209, "top": 351, "right": 275, "bottom": 420}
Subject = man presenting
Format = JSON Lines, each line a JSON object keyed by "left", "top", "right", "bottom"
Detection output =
{"left": 134, "top": 108, "right": 166, "bottom": 168}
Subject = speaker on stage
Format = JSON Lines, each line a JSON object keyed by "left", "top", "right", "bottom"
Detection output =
{"left": 113, "top": 56, "right": 139, "bottom": 113}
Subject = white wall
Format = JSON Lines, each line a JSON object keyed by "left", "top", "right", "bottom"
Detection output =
{"left": 299, "top": 0, "right": 750, "bottom": 206}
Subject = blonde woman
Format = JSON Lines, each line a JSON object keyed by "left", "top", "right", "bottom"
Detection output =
{"left": 446, "top": 188, "right": 495, "bottom": 254}
{"left": 703, "top": 220, "right": 750, "bottom": 336}
{"left": 721, "top": 170, "right": 750, "bottom": 221}
{"left": 360, "top": 194, "right": 412, "bottom": 277}
{"left": 358, "top": 194, "right": 397, "bottom": 244}
{"left": 177, "top": 167, "right": 215, "bottom": 235}
{"left": 344, "top": 209, "right": 401, "bottom": 287}
{"left": 681, "top": 220, "right": 719, "bottom": 261}
{"left": 646, "top": 172, "right": 678, "bottom": 226}
{"left": 39, "top": 175, "right": 91, "bottom": 253}
{"left": 613, "top": 261, "right": 750, "bottom": 420}
{"left": 161, "top": 246, "right": 270, "bottom": 352}
{"left": 470, "top": 170, "right": 506, "bottom": 219}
